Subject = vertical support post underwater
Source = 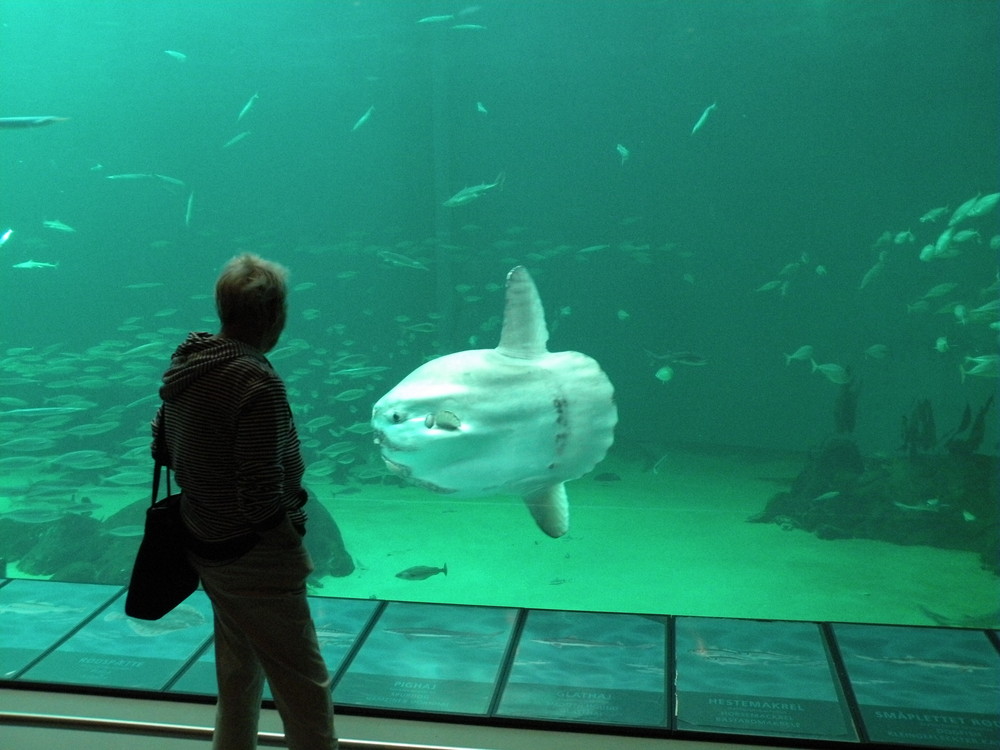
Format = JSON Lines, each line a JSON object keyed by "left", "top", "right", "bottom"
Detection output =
{"left": 430, "top": 30, "right": 455, "bottom": 352}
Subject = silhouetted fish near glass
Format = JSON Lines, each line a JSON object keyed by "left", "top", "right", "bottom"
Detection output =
{"left": 593, "top": 472, "right": 621, "bottom": 482}
{"left": 395, "top": 564, "right": 447, "bottom": 580}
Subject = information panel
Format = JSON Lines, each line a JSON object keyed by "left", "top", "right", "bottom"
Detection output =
{"left": 835, "top": 623, "right": 1000, "bottom": 750}
{"left": 674, "top": 616, "right": 856, "bottom": 740}
{"left": 0, "top": 579, "right": 121, "bottom": 678}
{"left": 22, "top": 590, "right": 213, "bottom": 690}
{"left": 496, "top": 610, "right": 667, "bottom": 726}
{"left": 334, "top": 601, "right": 516, "bottom": 714}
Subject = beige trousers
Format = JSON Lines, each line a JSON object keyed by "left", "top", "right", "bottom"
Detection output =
{"left": 191, "top": 519, "right": 337, "bottom": 750}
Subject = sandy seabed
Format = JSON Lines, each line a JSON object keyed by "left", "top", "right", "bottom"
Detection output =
{"left": 308, "top": 447, "right": 1000, "bottom": 628}
{"left": 4, "top": 447, "right": 996, "bottom": 628}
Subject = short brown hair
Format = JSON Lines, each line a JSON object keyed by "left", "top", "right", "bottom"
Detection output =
{"left": 215, "top": 253, "right": 288, "bottom": 329}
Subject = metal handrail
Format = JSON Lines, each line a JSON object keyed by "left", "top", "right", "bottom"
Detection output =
{"left": 0, "top": 711, "right": 488, "bottom": 750}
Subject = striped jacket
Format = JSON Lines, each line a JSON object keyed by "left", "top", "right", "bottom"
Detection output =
{"left": 152, "top": 332, "right": 307, "bottom": 556}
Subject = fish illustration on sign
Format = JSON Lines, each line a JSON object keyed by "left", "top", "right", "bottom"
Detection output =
{"left": 371, "top": 266, "right": 617, "bottom": 538}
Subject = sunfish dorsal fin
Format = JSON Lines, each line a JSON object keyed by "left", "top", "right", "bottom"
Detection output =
{"left": 523, "top": 483, "right": 569, "bottom": 538}
{"left": 496, "top": 266, "right": 549, "bottom": 358}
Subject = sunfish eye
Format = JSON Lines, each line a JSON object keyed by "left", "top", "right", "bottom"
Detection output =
{"left": 391, "top": 411, "right": 404, "bottom": 424}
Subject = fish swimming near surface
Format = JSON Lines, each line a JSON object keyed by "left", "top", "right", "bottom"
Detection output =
{"left": 372, "top": 266, "right": 617, "bottom": 538}
{"left": 395, "top": 564, "right": 448, "bottom": 580}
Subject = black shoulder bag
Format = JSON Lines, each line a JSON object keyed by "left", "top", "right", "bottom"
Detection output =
{"left": 124, "top": 409, "right": 199, "bottom": 620}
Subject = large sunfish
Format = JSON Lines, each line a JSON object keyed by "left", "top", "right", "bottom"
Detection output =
{"left": 371, "top": 266, "right": 617, "bottom": 538}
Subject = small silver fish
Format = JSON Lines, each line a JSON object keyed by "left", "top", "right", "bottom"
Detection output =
{"left": 416, "top": 14, "right": 454, "bottom": 23}
{"left": 153, "top": 174, "right": 186, "bottom": 187}
{"left": 352, "top": 105, "right": 375, "bottom": 132}
{"left": 968, "top": 191, "right": 999, "bottom": 218}
{"left": 810, "top": 491, "right": 841, "bottom": 502}
{"left": 237, "top": 92, "right": 259, "bottom": 122}
{"left": 42, "top": 220, "right": 75, "bottom": 232}
{"left": 222, "top": 131, "right": 250, "bottom": 149}
{"left": 784, "top": 345, "right": 814, "bottom": 365}
{"left": 403, "top": 322, "right": 438, "bottom": 334}
{"left": 442, "top": 173, "right": 504, "bottom": 207}
{"left": 395, "top": 564, "right": 447, "bottom": 580}
{"left": 0, "top": 115, "right": 69, "bottom": 128}
{"left": 377, "top": 249, "right": 429, "bottom": 270}
{"left": 811, "top": 360, "right": 850, "bottom": 384}
{"left": 331, "top": 388, "right": 368, "bottom": 402}
{"left": 654, "top": 365, "right": 674, "bottom": 383}
{"left": 918, "top": 206, "right": 948, "bottom": 223}
{"left": 691, "top": 101, "right": 717, "bottom": 135}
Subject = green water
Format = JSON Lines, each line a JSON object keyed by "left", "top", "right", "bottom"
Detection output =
{"left": 1, "top": 1, "right": 998, "bottom": 627}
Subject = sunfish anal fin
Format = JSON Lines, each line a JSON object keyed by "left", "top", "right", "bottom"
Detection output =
{"left": 523, "top": 483, "right": 569, "bottom": 538}
{"left": 497, "top": 266, "right": 549, "bottom": 359}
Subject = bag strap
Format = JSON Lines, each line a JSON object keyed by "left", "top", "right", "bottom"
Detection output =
{"left": 151, "top": 405, "right": 174, "bottom": 506}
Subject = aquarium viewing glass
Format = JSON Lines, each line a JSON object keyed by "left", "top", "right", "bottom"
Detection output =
{"left": 1, "top": 0, "right": 998, "bottom": 638}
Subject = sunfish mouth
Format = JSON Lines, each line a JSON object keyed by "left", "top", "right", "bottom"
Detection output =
{"left": 381, "top": 455, "right": 410, "bottom": 478}
{"left": 381, "top": 456, "right": 456, "bottom": 494}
